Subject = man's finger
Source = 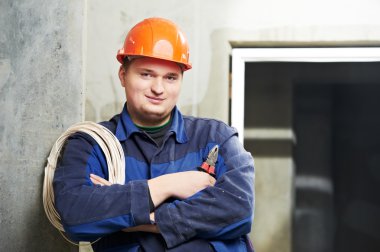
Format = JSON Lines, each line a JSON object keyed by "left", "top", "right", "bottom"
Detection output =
{"left": 90, "top": 174, "right": 112, "bottom": 186}
{"left": 209, "top": 176, "right": 216, "bottom": 185}
{"left": 90, "top": 177, "right": 103, "bottom": 186}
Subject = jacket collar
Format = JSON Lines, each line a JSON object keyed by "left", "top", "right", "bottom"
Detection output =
{"left": 115, "top": 103, "right": 188, "bottom": 143}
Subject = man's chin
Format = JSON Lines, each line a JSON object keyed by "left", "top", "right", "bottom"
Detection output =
{"left": 142, "top": 109, "right": 170, "bottom": 124}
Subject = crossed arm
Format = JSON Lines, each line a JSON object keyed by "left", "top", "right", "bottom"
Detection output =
{"left": 54, "top": 132, "right": 254, "bottom": 247}
{"left": 89, "top": 171, "right": 216, "bottom": 233}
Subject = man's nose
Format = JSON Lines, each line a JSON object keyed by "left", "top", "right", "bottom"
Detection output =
{"left": 151, "top": 78, "right": 164, "bottom": 94}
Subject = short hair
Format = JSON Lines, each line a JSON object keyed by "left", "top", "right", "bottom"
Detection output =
{"left": 122, "top": 56, "right": 132, "bottom": 71}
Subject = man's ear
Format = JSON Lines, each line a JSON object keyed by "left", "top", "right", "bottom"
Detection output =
{"left": 119, "top": 66, "right": 126, "bottom": 87}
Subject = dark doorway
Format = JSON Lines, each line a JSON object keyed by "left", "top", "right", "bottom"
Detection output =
{"left": 292, "top": 63, "right": 380, "bottom": 252}
{"left": 294, "top": 81, "right": 380, "bottom": 252}
{"left": 242, "top": 60, "right": 380, "bottom": 252}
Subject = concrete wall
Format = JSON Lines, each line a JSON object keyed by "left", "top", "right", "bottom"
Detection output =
{"left": 0, "top": 0, "right": 85, "bottom": 251}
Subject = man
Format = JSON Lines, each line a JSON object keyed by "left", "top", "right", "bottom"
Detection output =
{"left": 54, "top": 17, "right": 254, "bottom": 251}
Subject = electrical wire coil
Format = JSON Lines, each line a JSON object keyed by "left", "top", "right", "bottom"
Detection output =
{"left": 42, "top": 121, "right": 125, "bottom": 245}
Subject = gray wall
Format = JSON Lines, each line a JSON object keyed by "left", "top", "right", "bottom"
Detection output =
{"left": 0, "top": 0, "right": 84, "bottom": 250}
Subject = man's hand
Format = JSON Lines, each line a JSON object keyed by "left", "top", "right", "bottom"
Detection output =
{"left": 90, "top": 174, "right": 112, "bottom": 186}
{"left": 148, "top": 171, "right": 216, "bottom": 207}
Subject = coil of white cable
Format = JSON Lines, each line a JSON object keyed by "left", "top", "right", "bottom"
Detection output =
{"left": 42, "top": 121, "right": 125, "bottom": 245}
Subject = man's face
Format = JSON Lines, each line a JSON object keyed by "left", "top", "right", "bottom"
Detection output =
{"left": 119, "top": 57, "right": 183, "bottom": 127}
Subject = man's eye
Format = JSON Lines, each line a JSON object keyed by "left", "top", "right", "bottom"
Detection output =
{"left": 166, "top": 76, "right": 177, "bottom": 81}
{"left": 140, "top": 72, "right": 155, "bottom": 79}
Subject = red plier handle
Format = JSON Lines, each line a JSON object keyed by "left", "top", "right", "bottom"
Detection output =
{"left": 198, "top": 145, "right": 218, "bottom": 178}
{"left": 198, "top": 162, "right": 216, "bottom": 177}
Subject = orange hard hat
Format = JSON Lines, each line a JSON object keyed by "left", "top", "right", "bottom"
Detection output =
{"left": 117, "top": 17, "right": 192, "bottom": 71}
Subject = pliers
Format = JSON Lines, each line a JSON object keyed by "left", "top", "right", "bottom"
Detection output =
{"left": 198, "top": 145, "right": 218, "bottom": 178}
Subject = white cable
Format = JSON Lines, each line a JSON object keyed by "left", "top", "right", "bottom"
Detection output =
{"left": 42, "top": 121, "right": 125, "bottom": 245}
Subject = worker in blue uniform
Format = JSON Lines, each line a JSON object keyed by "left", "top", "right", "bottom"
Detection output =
{"left": 53, "top": 17, "right": 255, "bottom": 251}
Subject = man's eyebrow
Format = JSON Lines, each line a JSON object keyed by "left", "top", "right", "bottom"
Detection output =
{"left": 136, "top": 68, "right": 155, "bottom": 73}
{"left": 166, "top": 72, "right": 180, "bottom": 77}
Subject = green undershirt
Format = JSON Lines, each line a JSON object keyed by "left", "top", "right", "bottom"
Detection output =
{"left": 135, "top": 118, "right": 171, "bottom": 133}
{"left": 135, "top": 118, "right": 172, "bottom": 147}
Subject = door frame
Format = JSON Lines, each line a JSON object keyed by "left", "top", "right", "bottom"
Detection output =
{"left": 231, "top": 47, "right": 380, "bottom": 143}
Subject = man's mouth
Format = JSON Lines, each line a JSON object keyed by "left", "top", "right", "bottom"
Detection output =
{"left": 146, "top": 95, "right": 165, "bottom": 104}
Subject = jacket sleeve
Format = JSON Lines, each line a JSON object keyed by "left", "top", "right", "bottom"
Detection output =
{"left": 154, "top": 133, "right": 255, "bottom": 248}
{"left": 53, "top": 132, "right": 151, "bottom": 242}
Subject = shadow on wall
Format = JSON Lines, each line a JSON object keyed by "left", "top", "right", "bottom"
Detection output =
{"left": 24, "top": 172, "right": 75, "bottom": 251}
{"left": 86, "top": 100, "right": 125, "bottom": 122}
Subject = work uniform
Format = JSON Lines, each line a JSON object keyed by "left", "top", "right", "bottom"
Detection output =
{"left": 54, "top": 104, "right": 255, "bottom": 251}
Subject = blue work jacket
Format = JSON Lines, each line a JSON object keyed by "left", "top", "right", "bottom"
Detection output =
{"left": 53, "top": 104, "right": 255, "bottom": 251}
